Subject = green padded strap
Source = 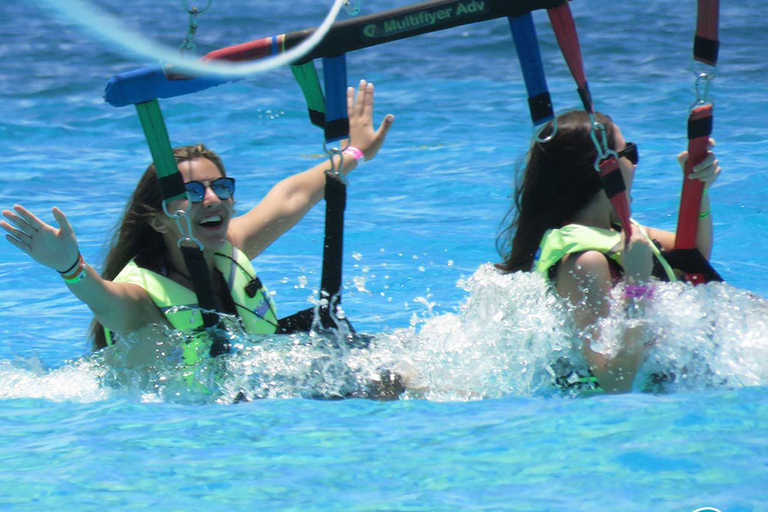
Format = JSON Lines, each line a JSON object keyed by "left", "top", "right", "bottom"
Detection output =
{"left": 291, "top": 61, "right": 326, "bottom": 128}
{"left": 134, "top": 99, "right": 186, "bottom": 201}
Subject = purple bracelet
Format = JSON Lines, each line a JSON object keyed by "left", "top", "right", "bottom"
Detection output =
{"left": 624, "top": 284, "right": 654, "bottom": 300}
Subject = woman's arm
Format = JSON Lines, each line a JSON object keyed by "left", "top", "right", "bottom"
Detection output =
{"left": 229, "top": 79, "right": 395, "bottom": 260}
{"left": 643, "top": 139, "right": 721, "bottom": 257}
{"left": 556, "top": 230, "right": 655, "bottom": 393}
{"left": 1, "top": 205, "right": 164, "bottom": 334}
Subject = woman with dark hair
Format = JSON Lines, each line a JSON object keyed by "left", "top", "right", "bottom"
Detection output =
{"left": 496, "top": 110, "right": 720, "bottom": 393}
{"left": 1, "top": 80, "right": 394, "bottom": 362}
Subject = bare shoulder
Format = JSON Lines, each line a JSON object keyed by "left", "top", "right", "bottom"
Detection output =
{"left": 555, "top": 250, "right": 613, "bottom": 307}
{"left": 102, "top": 280, "right": 169, "bottom": 333}
{"left": 559, "top": 250, "right": 612, "bottom": 282}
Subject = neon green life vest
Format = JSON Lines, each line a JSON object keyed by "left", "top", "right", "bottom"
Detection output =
{"left": 106, "top": 241, "right": 278, "bottom": 365}
{"left": 533, "top": 220, "right": 677, "bottom": 282}
{"left": 536, "top": 221, "right": 676, "bottom": 395}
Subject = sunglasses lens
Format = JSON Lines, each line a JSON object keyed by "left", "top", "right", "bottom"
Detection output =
{"left": 212, "top": 178, "right": 235, "bottom": 199}
{"left": 183, "top": 178, "right": 235, "bottom": 203}
{"left": 619, "top": 143, "right": 638, "bottom": 165}
{"left": 185, "top": 182, "right": 206, "bottom": 203}
{"left": 628, "top": 145, "right": 638, "bottom": 165}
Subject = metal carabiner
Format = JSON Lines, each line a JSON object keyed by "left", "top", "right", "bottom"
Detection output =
{"left": 162, "top": 200, "right": 204, "bottom": 251}
{"left": 534, "top": 117, "right": 557, "bottom": 144}
{"left": 182, "top": 0, "right": 212, "bottom": 14}
{"left": 588, "top": 116, "right": 617, "bottom": 171}
{"left": 322, "top": 141, "right": 350, "bottom": 185}
{"left": 344, "top": 0, "right": 361, "bottom": 15}
{"left": 179, "top": 1, "right": 212, "bottom": 54}
{"left": 689, "top": 59, "right": 717, "bottom": 111}
{"left": 690, "top": 71, "right": 716, "bottom": 112}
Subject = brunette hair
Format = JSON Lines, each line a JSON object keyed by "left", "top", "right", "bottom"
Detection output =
{"left": 496, "top": 111, "right": 616, "bottom": 273}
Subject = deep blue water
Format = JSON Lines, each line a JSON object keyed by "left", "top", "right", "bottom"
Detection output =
{"left": 1, "top": 0, "right": 768, "bottom": 510}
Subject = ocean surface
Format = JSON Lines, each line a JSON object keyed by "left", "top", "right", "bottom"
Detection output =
{"left": 1, "top": 0, "right": 767, "bottom": 510}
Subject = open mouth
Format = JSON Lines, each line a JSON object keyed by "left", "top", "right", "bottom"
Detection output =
{"left": 198, "top": 214, "right": 224, "bottom": 230}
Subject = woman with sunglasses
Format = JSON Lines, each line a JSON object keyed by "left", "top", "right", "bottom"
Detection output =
{"left": 495, "top": 110, "right": 720, "bottom": 394}
{"left": 1, "top": 80, "right": 394, "bottom": 362}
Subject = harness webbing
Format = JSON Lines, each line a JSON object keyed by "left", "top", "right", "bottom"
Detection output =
{"left": 202, "top": 37, "right": 352, "bottom": 320}
{"left": 675, "top": 104, "right": 713, "bottom": 253}
{"left": 693, "top": 0, "right": 720, "bottom": 66}
{"left": 275, "top": 56, "right": 352, "bottom": 333}
{"left": 180, "top": 245, "right": 230, "bottom": 356}
{"left": 318, "top": 55, "right": 351, "bottom": 328}
{"left": 291, "top": 61, "right": 326, "bottom": 128}
{"left": 546, "top": 3, "right": 592, "bottom": 111}
{"left": 134, "top": 99, "right": 223, "bottom": 350}
{"left": 322, "top": 55, "right": 350, "bottom": 143}
{"left": 134, "top": 100, "right": 186, "bottom": 202}
{"left": 546, "top": 2, "right": 632, "bottom": 238}
{"left": 673, "top": 0, "right": 720, "bottom": 285}
{"left": 321, "top": 174, "right": 348, "bottom": 306}
{"left": 507, "top": 13, "right": 554, "bottom": 127}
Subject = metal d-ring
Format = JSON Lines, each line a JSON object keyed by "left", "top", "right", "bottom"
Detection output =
{"left": 183, "top": 0, "right": 212, "bottom": 14}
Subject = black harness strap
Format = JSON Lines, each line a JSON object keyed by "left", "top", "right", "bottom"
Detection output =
{"left": 278, "top": 55, "right": 354, "bottom": 334}
{"left": 134, "top": 99, "right": 228, "bottom": 355}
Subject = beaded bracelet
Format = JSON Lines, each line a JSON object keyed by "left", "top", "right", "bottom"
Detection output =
{"left": 624, "top": 284, "right": 654, "bottom": 301}
{"left": 60, "top": 253, "right": 87, "bottom": 284}
{"left": 341, "top": 146, "right": 365, "bottom": 164}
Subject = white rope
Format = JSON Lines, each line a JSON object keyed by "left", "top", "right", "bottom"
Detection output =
{"left": 34, "top": 0, "right": 347, "bottom": 78}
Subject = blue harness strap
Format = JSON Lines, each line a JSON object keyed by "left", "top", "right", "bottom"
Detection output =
{"left": 507, "top": 13, "right": 554, "bottom": 127}
{"left": 322, "top": 55, "right": 350, "bottom": 143}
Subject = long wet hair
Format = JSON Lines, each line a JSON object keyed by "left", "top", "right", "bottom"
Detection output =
{"left": 496, "top": 111, "right": 617, "bottom": 273}
{"left": 90, "top": 144, "right": 227, "bottom": 350}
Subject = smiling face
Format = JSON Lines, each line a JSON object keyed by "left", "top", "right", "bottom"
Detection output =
{"left": 150, "top": 157, "right": 234, "bottom": 253}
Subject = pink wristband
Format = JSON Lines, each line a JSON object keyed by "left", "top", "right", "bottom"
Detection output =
{"left": 342, "top": 146, "right": 364, "bottom": 163}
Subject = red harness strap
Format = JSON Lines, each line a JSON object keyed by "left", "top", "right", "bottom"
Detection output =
{"left": 694, "top": 0, "right": 720, "bottom": 66}
{"left": 547, "top": 3, "right": 592, "bottom": 111}
{"left": 674, "top": 0, "right": 720, "bottom": 285}
{"left": 548, "top": 2, "right": 632, "bottom": 238}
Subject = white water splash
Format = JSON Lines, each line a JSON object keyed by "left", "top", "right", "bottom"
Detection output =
{"left": 0, "top": 356, "right": 110, "bottom": 402}
{"left": 2, "top": 265, "right": 767, "bottom": 403}
{"left": 381, "top": 264, "right": 768, "bottom": 400}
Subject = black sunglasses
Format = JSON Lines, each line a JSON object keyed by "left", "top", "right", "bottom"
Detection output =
{"left": 184, "top": 177, "right": 236, "bottom": 203}
{"left": 617, "top": 142, "right": 639, "bottom": 166}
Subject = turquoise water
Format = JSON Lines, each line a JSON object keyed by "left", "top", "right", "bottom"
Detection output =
{"left": 2, "top": 0, "right": 768, "bottom": 510}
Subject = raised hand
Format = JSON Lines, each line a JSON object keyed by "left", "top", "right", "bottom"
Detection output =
{"left": 1, "top": 205, "right": 80, "bottom": 273}
{"left": 347, "top": 79, "right": 395, "bottom": 162}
